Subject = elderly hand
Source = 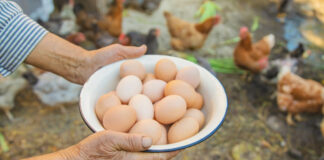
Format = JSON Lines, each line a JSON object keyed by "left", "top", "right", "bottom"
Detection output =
{"left": 74, "top": 44, "right": 146, "bottom": 84}
{"left": 71, "top": 131, "right": 178, "bottom": 160}
{"left": 26, "top": 131, "right": 179, "bottom": 160}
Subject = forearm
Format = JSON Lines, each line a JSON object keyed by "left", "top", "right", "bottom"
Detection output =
{"left": 25, "top": 33, "right": 91, "bottom": 83}
{"left": 23, "top": 145, "right": 80, "bottom": 160}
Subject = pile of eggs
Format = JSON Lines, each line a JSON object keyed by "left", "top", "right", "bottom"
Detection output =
{"left": 95, "top": 58, "right": 205, "bottom": 145}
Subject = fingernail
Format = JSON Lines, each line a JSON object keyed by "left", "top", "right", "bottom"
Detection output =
{"left": 142, "top": 137, "right": 152, "bottom": 148}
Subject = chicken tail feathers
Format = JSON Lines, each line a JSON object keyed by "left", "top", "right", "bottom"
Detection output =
{"left": 264, "top": 34, "right": 275, "bottom": 49}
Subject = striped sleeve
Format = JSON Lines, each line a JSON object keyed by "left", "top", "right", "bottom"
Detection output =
{"left": 0, "top": 0, "right": 48, "bottom": 76}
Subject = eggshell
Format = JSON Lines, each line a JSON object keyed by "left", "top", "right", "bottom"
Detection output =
{"left": 154, "top": 95, "right": 187, "bottom": 124}
{"left": 164, "top": 80, "right": 197, "bottom": 108}
{"left": 168, "top": 117, "right": 199, "bottom": 144}
{"left": 156, "top": 124, "right": 168, "bottom": 145}
{"left": 95, "top": 91, "right": 121, "bottom": 122}
{"left": 120, "top": 60, "right": 146, "bottom": 80}
{"left": 184, "top": 109, "right": 205, "bottom": 129}
{"left": 142, "top": 80, "right": 167, "bottom": 103}
{"left": 143, "top": 73, "right": 156, "bottom": 84}
{"left": 116, "top": 75, "right": 142, "bottom": 103}
{"left": 129, "top": 119, "right": 162, "bottom": 144}
{"left": 102, "top": 105, "right": 136, "bottom": 132}
{"left": 191, "top": 92, "right": 204, "bottom": 109}
{"left": 155, "top": 59, "right": 177, "bottom": 82}
{"left": 176, "top": 66, "right": 200, "bottom": 88}
{"left": 129, "top": 94, "right": 154, "bottom": 121}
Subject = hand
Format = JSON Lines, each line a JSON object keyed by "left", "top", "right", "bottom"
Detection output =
{"left": 74, "top": 44, "right": 147, "bottom": 84}
{"left": 61, "top": 131, "right": 179, "bottom": 160}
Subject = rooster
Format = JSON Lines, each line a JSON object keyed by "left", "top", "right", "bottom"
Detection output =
{"left": 234, "top": 27, "right": 275, "bottom": 73}
{"left": 277, "top": 66, "right": 324, "bottom": 125}
{"left": 98, "top": 0, "right": 124, "bottom": 37}
{"left": 164, "top": 11, "right": 221, "bottom": 51}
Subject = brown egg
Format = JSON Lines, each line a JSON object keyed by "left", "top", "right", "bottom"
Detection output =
{"left": 116, "top": 75, "right": 142, "bottom": 103}
{"left": 156, "top": 124, "right": 167, "bottom": 145}
{"left": 120, "top": 60, "right": 146, "bottom": 80}
{"left": 143, "top": 73, "right": 156, "bottom": 84}
{"left": 142, "top": 80, "right": 167, "bottom": 103}
{"left": 191, "top": 92, "right": 204, "bottom": 109}
{"left": 176, "top": 66, "right": 200, "bottom": 88}
{"left": 184, "top": 109, "right": 205, "bottom": 129}
{"left": 95, "top": 91, "right": 121, "bottom": 122}
{"left": 129, "top": 119, "right": 162, "bottom": 144}
{"left": 154, "top": 95, "right": 187, "bottom": 124}
{"left": 102, "top": 105, "right": 136, "bottom": 132}
{"left": 168, "top": 117, "right": 199, "bottom": 144}
{"left": 164, "top": 80, "right": 197, "bottom": 108}
{"left": 155, "top": 59, "right": 177, "bottom": 82}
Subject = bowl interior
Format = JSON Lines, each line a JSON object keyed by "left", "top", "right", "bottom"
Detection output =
{"left": 80, "top": 55, "right": 228, "bottom": 152}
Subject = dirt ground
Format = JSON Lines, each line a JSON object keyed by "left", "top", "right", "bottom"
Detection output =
{"left": 1, "top": 0, "right": 324, "bottom": 159}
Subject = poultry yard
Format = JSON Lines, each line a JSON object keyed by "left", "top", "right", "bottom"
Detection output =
{"left": 1, "top": 0, "right": 324, "bottom": 159}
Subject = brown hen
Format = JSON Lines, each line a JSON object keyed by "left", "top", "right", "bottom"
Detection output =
{"left": 164, "top": 11, "right": 220, "bottom": 51}
{"left": 98, "top": 0, "right": 124, "bottom": 37}
{"left": 234, "top": 27, "right": 275, "bottom": 73}
{"left": 277, "top": 71, "right": 324, "bottom": 125}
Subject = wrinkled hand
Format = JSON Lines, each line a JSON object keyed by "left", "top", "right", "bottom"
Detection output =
{"left": 63, "top": 131, "right": 179, "bottom": 160}
{"left": 73, "top": 44, "right": 147, "bottom": 84}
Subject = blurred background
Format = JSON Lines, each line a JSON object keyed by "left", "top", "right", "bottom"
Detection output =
{"left": 0, "top": 0, "right": 324, "bottom": 159}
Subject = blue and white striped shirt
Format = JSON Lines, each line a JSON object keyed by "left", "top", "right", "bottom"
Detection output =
{"left": 0, "top": 0, "right": 47, "bottom": 76}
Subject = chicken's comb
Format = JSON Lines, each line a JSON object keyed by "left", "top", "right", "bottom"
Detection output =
{"left": 240, "top": 26, "right": 249, "bottom": 33}
{"left": 118, "top": 33, "right": 126, "bottom": 41}
{"left": 213, "top": 16, "right": 221, "bottom": 25}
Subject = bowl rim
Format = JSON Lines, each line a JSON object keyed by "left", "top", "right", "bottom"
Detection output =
{"left": 79, "top": 55, "right": 228, "bottom": 152}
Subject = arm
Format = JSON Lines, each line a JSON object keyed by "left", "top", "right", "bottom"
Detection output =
{"left": 24, "top": 131, "right": 179, "bottom": 160}
{"left": 24, "top": 33, "right": 147, "bottom": 84}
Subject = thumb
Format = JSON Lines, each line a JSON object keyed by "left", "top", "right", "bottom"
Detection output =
{"left": 118, "top": 44, "right": 147, "bottom": 58}
{"left": 109, "top": 131, "right": 152, "bottom": 152}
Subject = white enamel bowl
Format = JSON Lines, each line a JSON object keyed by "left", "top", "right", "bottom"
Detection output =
{"left": 80, "top": 55, "right": 228, "bottom": 152}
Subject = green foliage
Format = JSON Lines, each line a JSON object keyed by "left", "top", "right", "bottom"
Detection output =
{"left": 195, "top": 1, "right": 221, "bottom": 22}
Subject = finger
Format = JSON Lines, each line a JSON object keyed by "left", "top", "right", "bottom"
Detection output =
{"left": 127, "top": 150, "right": 180, "bottom": 160}
{"left": 118, "top": 44, "right": 147, "bottom": 58}
{"left": 108, "top": 131, "right": 153, "bottom": 152}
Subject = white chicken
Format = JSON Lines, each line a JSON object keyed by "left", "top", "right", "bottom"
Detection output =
{"left": 0, "top": 67, "right": 29, "bottom": 121}
{"left": 32, "top": 72, "right": 81, "bottom": 109}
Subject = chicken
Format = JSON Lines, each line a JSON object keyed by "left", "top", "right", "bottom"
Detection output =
{"left": 262, "top": 44, "right": 305, "bottom": 83}
{"left": 277, "top": 0, "right": 291, "bottom": 22}
{"left": 234, "top": 27, "right": 275, "bottom": 73}
{"left": 32, "top": 72, "right": 82, "bottom": 108}
{"left": 321, "top": 118, "right": 324, "bottom": 137}
{"left": 0, "top": 66, "right": 34, "bottom": 121}
{"left": 98, "top": 0, "right": 124, "bottom": 37}
{"left": 66, "top": 32, "right": 86, "bottom": 45}
{"left": 58, "top": 0, "right": 77, "bottom": 36}
{"left": 91, "top": 24, "right": 119, "bottom": 48}
{"left": 65, "top": 32, "right": 96, "bottom": 50}
{"left": 73, "top": 3, "right": 98, "bottom": 32}
{"left": 124, "top": 0, "right": 161, "bottom": 14}
{"left": 72, "top": 2, "right": 118, "bottom": 49}
{"left": 0, "top": 77, "right": 27, "bottom": 121}
{"left": 277, "top": 68, "right": 324, "bottom": 125}
{"left": 164, "top": 11, "right": 221, "bottom": 51}
{"left": 119, "top": 28, "right": 160, "bottom": 54}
